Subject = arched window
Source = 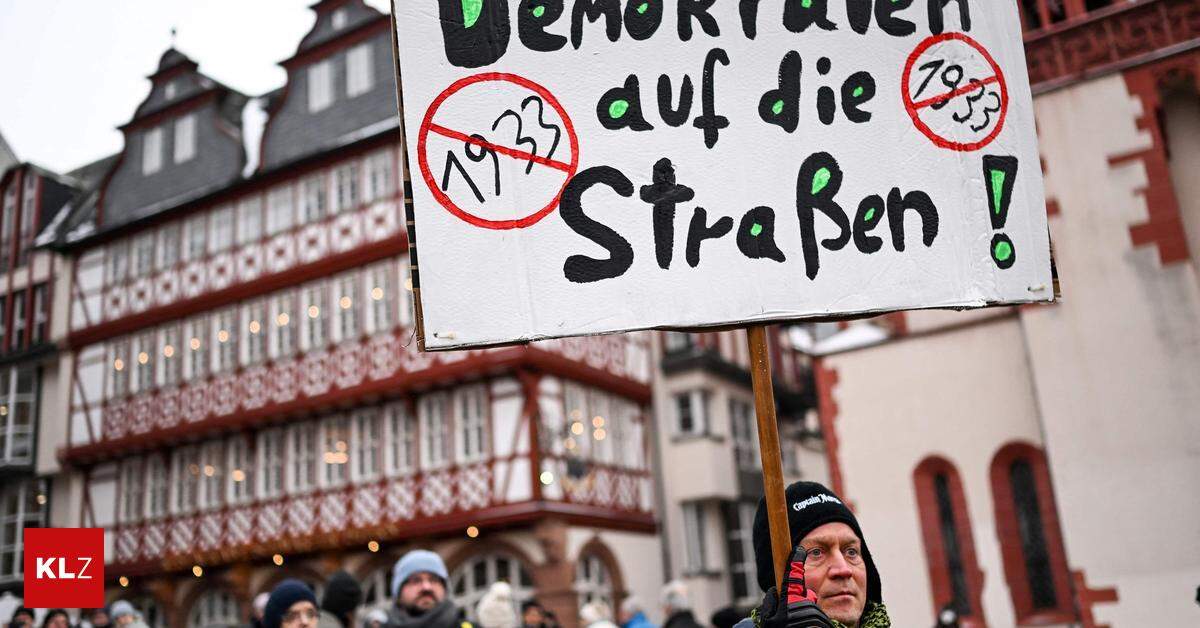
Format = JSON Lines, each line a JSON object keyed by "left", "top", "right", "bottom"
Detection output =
{"left": 359, "top": 564, "right": 393, "bottom": 616}
{"left": 451, "top": 552, "right": 535, "bottom": 620}
{"left": 989, "top": 443, "right": 1075, "bottom": 624}
{"left": 912, "top": 457, "right": 985, "bottom": 625}
{"left": 188, "top": 589, "right": 242, "bottom": 627}
{"left": 574, "top": 554, "right": 613, "bottom": 613}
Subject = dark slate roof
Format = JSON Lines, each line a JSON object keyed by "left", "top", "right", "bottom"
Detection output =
{"left": 297, "top": 0, "right": 383, "bottom": 52}
{"left": 38, "top": 154, "right": 119, "bottom": 247}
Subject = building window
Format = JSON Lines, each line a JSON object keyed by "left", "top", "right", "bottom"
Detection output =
{"left": 8, "top": 292, "right": 24, "bottom": 352}
{"left": 188, "top": 590, "right": 242, "bottom": 628}
{"left": 0, "top": 185, "right": 16, "bottom": 273}
{"left": 184, "top": 214, "right": 207, "bottom": 262}
{"left": 365, "top": 150, "right": 395, "bottom": 202}
{"left": 451, "top": 554, "right": 535, "bottom": 621}
{"left": 588, "top": 390, "right": 613, "bottom": 463}
{"left": 144, "top": 455, "right": 169, "bottom": 520}
{"left": 574, "top": 554, "right": 614, "bottom": 612}
{"left": 456, "top": 385, "right": 488, "bottom": 463}
{"left": 989, "top": 443, "right": 1075, "bottom": 623}
{"left": 226, "top": 435, "right": 253, "bottom": 505}
{"left": 332, "top": 7, "right": 348, "bottom": 29}
{"left": 682, "top": 502, "right": 708, "bottom": 573}
{"left": 287, "top": 422, "right": 318, "bottom": 493}
{"left": 366, "top": 263, "right": 396, "bottom": 333}
{"left": 333, "top": 163, "right": 360, "bottom": 213}
{"left": 300, "top": 175, "right": 327, "bottom": 223}
{"left": 209, "top": 206, "right": 233, "bottom": 254}
{"left": 347, "top": 42, "right": 374, "bottom": 98}
{"left": 142, "top": 127, "right": 163, "bottom": 175}
{"left": 271, "top": 292, "right": 297, "bottom": 359}
{"left": 213, "top": 309, "right": 238, "bottom": 372}
{"left": 106, "top": 241, "right": 129, "bottom": 285}
{"left": 132, "top": 233, "right": 155, "bottom": 279}
{"left": 164, "top": 80, "right": 177, "bottom": 100}
{"left": 119, "top": 458, "right": 144, "bottom": 524}
{"left": 266, "top": 185, "right": 294, "bottom": 235}
{"left": 385, "top": 402, "right": 415, "bottom": 476}
{"left": 157, "top": 223, "right": 180, "bottom": 270}
{"left": 243, "top": 301, "right": 267, "bottom": 366}
{"left": 133, "top": 332, "right": 155, "bottom": 394}
{"left": 322, "top": 415, "right": 350, "bottom": 487}
{"left": 0, "top": 365, "right": 36, "bottom": 465}
{"left": 160, "top": 325, "right": 182, "bottom": 388}
{"left": 335, "top": 275, "right": 360, "bottom": 342}
{"left": 199, "top": 441, "right": 223, "bottom": 511}
{"left": 171, "top": 445, "right": 201, "bottom": 515}
{"left": 0, "top": 478, "right": 45, "bottom": 583}
{"left": 308, "top": 60, "right": 334, "bottom": 113}
{"left": 730, "top": 399, "right": 758, "bottom": 471}
{"left": 674, "top": 391, "right": 709, "bottom": 436}
{"left": 109, "top": 340, "right": 130, "bottom": 399}
{"left": 418, "top": 392, "right": 450, "bottom": 469}
{"left": 16, "top": 174, "right": 37, "bottom": 266}
{"left": 185, "top": 317, "right": 209, "bottom": 382}
{"left": 914, "top": 457, "right": 985, "bottom": 622}
{"left": 258, "top": 428, "right": 285, "bottom": 499}
{"left": 724, "top": 501, "right": 757, "bottom": 603}
{"left": 352, "top": 409, "right": 382, "bottom": 481}
{"left": 237, "top": 196, "right": 263, "bottom": 245}
{"left": 174, "top": 114, "right": 196, "bottom": 164}
{"left": 302, "top": 285, "right": 328, "bottom": 351}
{"left": 664, "top": 331, "right": 693, "bottom": 353}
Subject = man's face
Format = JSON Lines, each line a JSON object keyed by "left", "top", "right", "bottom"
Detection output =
{"left": 45, "top": 615, "right": 70, "bottom": 628}
{"left": 523, "top": 605, "right": 545, "bottom": 627}
{"left": 281, "top": 600, "right": 318, "bottom": 628}
{"left": 90, "top": 611, "right": 111, "bottom": 627}
{"left": 13, "top": 614, "right": 34, "bottom": 628}
{"left": 115, "top": 616, "right": 137, "bottom": 626}
{"left": 399, "top": 572, "right": 446, "bottom": 613}
{"left": 799, "top": 522, "right": 868, "bottom": 628}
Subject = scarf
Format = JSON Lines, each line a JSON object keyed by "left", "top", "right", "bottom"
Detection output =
{"left": 751, "top": 601, "right": 891, "bottom": 628}
{"left": 388, "top": 600, "right": 467, "bottom": 628}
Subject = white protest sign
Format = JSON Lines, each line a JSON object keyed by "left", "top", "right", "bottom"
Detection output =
{"left": 393, "top": 0, "right": 1053, "bottom": 350}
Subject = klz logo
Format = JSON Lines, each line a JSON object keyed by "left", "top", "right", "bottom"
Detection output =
{"left": 24, "top": 528, "right": 104, "bottom": 608}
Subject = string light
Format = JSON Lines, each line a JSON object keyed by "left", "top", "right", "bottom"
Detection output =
{"left": 335, "top": 440, "right": 348, "bottom": 452}
{"left": 308, "top": 305, "right": 320, "bottom": 318}
{"left": 594, "top": 428, "right": 607, "bottom": 441}
{"left": 36, "top": 494, "right": 46, "bottom": 505}
{"left": 113, "top": 358, "right": 125, "bottom": 371}
{"left": 571, "top": 422, "right": 584, "bottom": 435}
{"left": 339, "top": 296, "right": 352, "bottom": 309}
{"left": 371, "top": 287, "right": 384, "bottom": 301}
{"left": 119, "top": 576, "right": 130, "bottom": 587}
{"left": 163, "top": 345, "right": 175, "bottom": 358}
{"left": 217, "top": 330, "right": 230, "bottom": 343}
{"left": 368, "top": 541, "right": 380, "bottom": 552}
{"left": 466, "top": 526, "right": 479, "bottom": 538}
{"left": 592, "top": 416, "right": 605, "bottom": 428}
{"left": 404, "top": 278, "right": 413, "bottom": 292}
{"left": 0, "top": 406, "right": 7, "bottom": 416}
{"left": 137, "top": 352, "right": 149, "bottom": 365}
{"left": 188, "top": 464, "right": 200, "bottom": 476}
{"left": 231, "top": 469, "right": 246, "bottom": 482}
{"left": 539, "top": 471, "right": 554, "bottom": 485}
{"left": 276, "top": 313, "right": 290, "bottom": 327}
{"left": 249, "top": 320, "right": 261, "bottom": 334}
{"left": 272, "top": 554, "right": 284, "bottom": 566}
{"left": 565, "top": 437, "right": 577, "bottom": 450}
{"left": 190, "top": 337, "right": 201, "bottom": 351}
{"left": 192, "top": 565, "right": 203, "bottom": 577}
{"left": 203, "top": 465, "right": 215, "bottom": 477}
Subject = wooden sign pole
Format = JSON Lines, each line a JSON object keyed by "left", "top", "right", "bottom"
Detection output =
{"left": 746, "top": 324, "right": 793, "bottom": 590}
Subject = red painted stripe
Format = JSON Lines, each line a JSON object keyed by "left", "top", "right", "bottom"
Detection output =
{"left": 912, "top": 75, "right": 1000, "bottom": 110}
{"left": 427, "top": 123, "right": 573, "bottom": 173}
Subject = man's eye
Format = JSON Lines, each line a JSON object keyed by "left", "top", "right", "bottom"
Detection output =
{"left": 806, "top": 548, "right": 823, "bottom": 560}
{"left": 846, "top": 547, "right": 862, "bottom": 560}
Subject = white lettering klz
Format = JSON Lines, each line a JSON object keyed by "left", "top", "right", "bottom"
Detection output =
{"left": 35, "top": 557, "right": 93, "bottom": 580}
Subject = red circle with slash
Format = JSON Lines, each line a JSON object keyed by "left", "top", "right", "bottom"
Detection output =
{"left": 902, "top": 33, "right": 1009, "bottom": 152}
{"left": 417, "top": 73, "right": 580, "bottom": 230}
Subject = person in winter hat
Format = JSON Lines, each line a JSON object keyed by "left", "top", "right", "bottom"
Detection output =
{"left": 265, "top": 578, "right": 320, "bottom": 628}
{"left": 617, "top": 597, "right": 654, "bottom": 628}
{"left": 742, "top": 481, "right": 889, "bottom": 628}
{"left": 319, "top": 570, "right": 364, "bottom": 627}
{"left": 108, "top": 601, "right": 149, "bottom": 628}
{"left": 578, "top": 601, "right": 617, "bottom": 628}
{"left": 659, "top": 582, "right": 702, "bottom": 628}
{"left": 475, "top": 582, "right": 518, "bottom": 628}
{"left": 388, "top": 549, "right": 473, "bottom": 628}
{"left": 364, "top": 608, "right": 390, "bottom": 627}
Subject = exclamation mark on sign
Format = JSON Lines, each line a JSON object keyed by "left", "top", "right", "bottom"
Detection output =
{"left": 983, "top": 155, "right": 1019, "bottom": 270}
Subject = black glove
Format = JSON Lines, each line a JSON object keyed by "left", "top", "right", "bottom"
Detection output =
{"left": 757, "top": 546, "right": 834, "bottom": 628}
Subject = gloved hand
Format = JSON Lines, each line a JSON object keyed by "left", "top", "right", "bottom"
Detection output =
{"left": 757, "top": 546, "right": 833, "bottom": 628}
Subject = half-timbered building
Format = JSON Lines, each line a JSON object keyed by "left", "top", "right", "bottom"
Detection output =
{"left": 51, "top": 2, "right": 663, "bottom": 625}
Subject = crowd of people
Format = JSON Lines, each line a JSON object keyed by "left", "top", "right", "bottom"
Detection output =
{"left": 7, "top": 481, "right": 893, "bottom": 628}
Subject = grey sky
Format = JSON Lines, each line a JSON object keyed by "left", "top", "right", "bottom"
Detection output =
{"left": 0, "top": 0, "right": 390, "bottom": 174}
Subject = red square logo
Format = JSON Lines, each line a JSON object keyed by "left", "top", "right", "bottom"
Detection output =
{"left": 23, "top": 528, "right": 105, "bottom": 608}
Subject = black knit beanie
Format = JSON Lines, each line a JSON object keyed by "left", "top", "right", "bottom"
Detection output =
{"left": 322, "top": 570, "right": 364, "bottom": 619}
{"left": 752, "top": 481, "right": 882, "bottom": 604}
{"left": 264, "top": 578, "right": 318, "bottom": 628}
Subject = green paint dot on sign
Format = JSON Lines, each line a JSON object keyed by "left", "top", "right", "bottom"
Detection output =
{"left": 532, "top": 5, "right": 545, "bottom": 17}
{"left": 812, "top": 167, "right": 832, "bottom": 195}
{"left": 462, "top": 0, "right": 483, "bottom": 28}
{"left": 637, "top": 2, "right": 649, "bottom": 14}
{"left": 771, "top": 99, "right": 784, "bottom": 116}
{"left": 609, "top": 99, "right": 630, "bottom": 120}
{"left": 750, "top": 223, "right": 764, "bottom": 237}
{"left": 864, "top": 207, "right": 876, "bottom": 222}
{"left": 852, "top": 86, "right": 864, "bottom": 98}
{"left": 994, "top": 240, "right": 1013, "bottom": 262}
{"left": 802, "top": 0, "right": 813, "bottom": 8}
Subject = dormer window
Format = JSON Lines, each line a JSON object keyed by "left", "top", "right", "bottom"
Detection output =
{"left": 142, "top": 127, "right": 163, "bottom": 175}
{"left": 347, "top": 43, "right": 374, "bottom": 98}
{"left": 308, "top": 60, "right": 334, "bottom": 113}
{"left": 165, "top": 80, "right": 177, "bottom": 100}
{"left": 174, "top": 114, "right": 196, "bottom": 164}
{"left": 332, "top": 8, "right": 348, "bottom": 30}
